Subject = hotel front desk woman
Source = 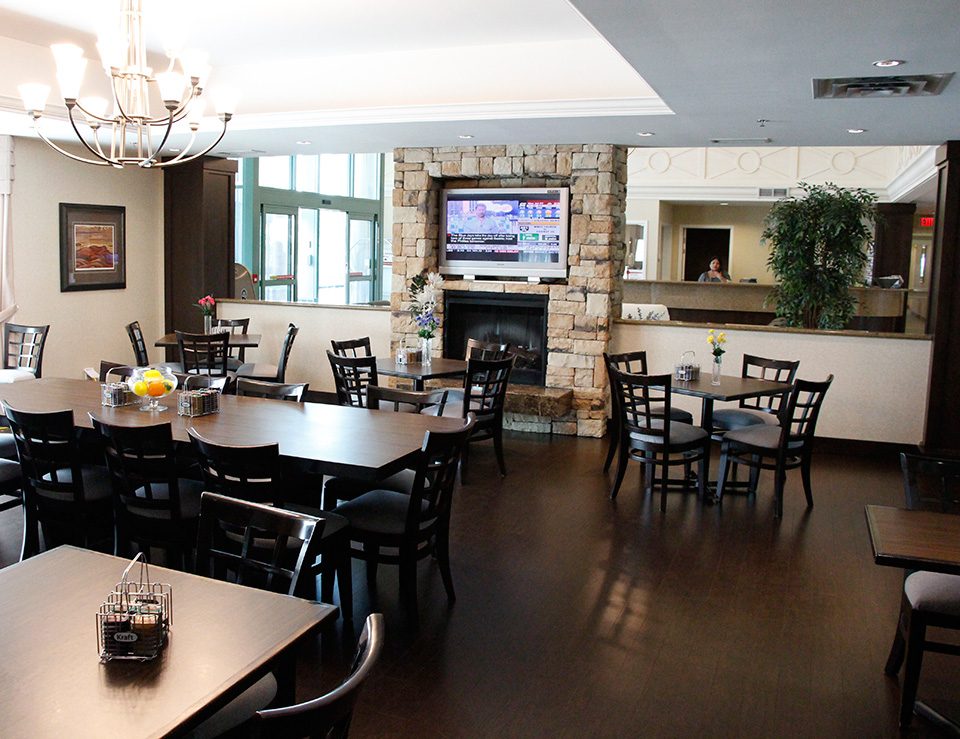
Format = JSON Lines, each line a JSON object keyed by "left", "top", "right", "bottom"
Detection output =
{"left": 698, "top": 257, "right": 731, "bottom": 283}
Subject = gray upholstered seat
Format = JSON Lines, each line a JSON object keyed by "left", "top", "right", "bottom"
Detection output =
{"left": 711, "top": 407, "right": 778, "bottom": 431}
{"left": 334, "top": 489, "right": 430, "bottom": 536}
{"left": 904, "top": 571, "right": 960, "bottom": 616}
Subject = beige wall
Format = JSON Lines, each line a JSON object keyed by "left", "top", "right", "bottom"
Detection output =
{"left": 10, "top": 137, "right": 164, "bottom": 378}
{"left": 668, "top": 204, "right": 773, "bottom": 283}
{"left": 611, "top": 321, "right": 930, "bottom": 444}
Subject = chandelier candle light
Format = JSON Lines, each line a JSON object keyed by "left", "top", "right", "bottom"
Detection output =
{"left": 409, "top": 271, "right": 444, "bottom": 365}
{"left": 17, "top": 0, "right": 236, "bottom": 169}
{"left": 707, "top": 329, "right": 726, "bottom": 386}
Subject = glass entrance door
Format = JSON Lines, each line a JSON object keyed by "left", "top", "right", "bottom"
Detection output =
{"left": 261, "top": 207, "right": 297, "bottom": 301}
{"left": 347, "top": 215, "right": 377, "bottom": 304}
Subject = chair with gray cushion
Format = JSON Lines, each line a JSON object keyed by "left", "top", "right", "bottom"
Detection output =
{"left": 884, "top": 452, "right": 960, "bottom": 728}
{"left": 607, "top": 367, "right": 709, "bottom": 511}
{"left": 90, "top": 417, "right": 203, "bottom": 570}
{"left": 322, "top": 386, "right": 448, "bottom": 510}
{"left": 126, "top": 321, "right": 181, "bottom": 373}
{"left": 236, "top": 378, "right": 307, "bottom": 401}
{"left": 4, "top": 404, "right": 113, "bottom": 559}
{"left": 334, "top": 416, "right": 474, "bottom": 628}
{"left": 236, "top": 323, "right": 298, "bottom": 384}
{"left": 602, "top": 351, "right": 694, "bottom": 473}
{"left": 715, "top": 375, "right": 833, "bottom": 518}
{"left": 711, "top": 354, "right": 799, "bottom": 435}
{"left": 1, "top": 323, "right": 49, "bottom": 381}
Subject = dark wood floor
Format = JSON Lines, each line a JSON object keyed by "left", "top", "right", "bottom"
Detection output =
{"left": 2, "top": 434, "right": 958, "bottom": 737}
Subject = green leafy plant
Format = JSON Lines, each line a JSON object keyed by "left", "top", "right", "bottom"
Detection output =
{"left": 762, "top": 182, "right": 878, "bottom": 329}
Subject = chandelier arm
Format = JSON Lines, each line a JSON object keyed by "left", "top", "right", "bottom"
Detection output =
{"left": 29, "top": 117, "right": 117, "bottom": 168}
{"left": 151, "top": 116, "right": 230, "bottom": 168}
{"left": 65, "top": 107, "right": 126, "bottom": 167}
{"left": 155, "top": 130, "right": 199, "bottom": 167}
{"left": 138, "top": 111, "right": 175, "bottom": 167}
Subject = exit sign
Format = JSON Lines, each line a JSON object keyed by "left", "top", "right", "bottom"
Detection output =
{"left": 921, "top": 216, "right": 935, "bottom": 228}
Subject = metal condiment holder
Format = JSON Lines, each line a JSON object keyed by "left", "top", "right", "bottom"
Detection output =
{"left": 674, "top": 350, "right": 700, "bottom": 382}
{"left": 100, "top": 382, "right": 140, "bottom": 408}
{"left": 177, "top": 387, "right": 221, "bottom": 417}
{"left": 97, "top": 553, "right": 172, "bottom": 662}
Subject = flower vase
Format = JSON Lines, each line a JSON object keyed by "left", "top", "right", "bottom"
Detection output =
{"left": 420, "top": 336, "right": 433, "bottom": 365}
{"left": 203, "top": 315, "right": 213, "bottom": 334}
{"left": 711, "top": 356, "right": 722, "bottom": 386}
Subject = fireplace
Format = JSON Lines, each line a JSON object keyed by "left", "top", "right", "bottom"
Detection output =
{"left": 443, "top": 291, "right": 548, "bottom": 386}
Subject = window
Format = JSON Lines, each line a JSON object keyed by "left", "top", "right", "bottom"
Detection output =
{"left": 234, "top": 154, "right": 385, "bottom": 305}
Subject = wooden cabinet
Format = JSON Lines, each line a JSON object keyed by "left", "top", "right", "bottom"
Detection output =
{"left": 163, "top": 157, "right": 237, "bottom": 338}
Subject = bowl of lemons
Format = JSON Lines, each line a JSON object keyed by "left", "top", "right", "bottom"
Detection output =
{"left": 128, "top": 366, "right": 178, "bottom": 412}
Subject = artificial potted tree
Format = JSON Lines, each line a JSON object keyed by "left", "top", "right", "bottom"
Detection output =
{"left": 762, "top": 182, "right": 878, "bottom": 329}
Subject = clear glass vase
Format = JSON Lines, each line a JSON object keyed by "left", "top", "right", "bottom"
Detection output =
{"left": 203, "top": 314, "right": 213, "bottom": 334}
{"left": 420, "top": 336, "right": 433, "bottom": 365}
{"left": 711, "top": 356, "right": 722, "bottom": 386}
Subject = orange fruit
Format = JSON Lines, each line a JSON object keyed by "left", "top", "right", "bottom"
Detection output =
{"left": 147, "top": 380, "right": 165, "bottom": 397}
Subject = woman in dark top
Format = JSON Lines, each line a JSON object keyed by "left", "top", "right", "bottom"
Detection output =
{"left": 698, "top": 257, "right": 731, "bottom": 283}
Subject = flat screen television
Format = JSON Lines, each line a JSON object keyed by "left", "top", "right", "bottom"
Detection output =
{"left": 439, "top": 187, "right": 569, "bottom": 279}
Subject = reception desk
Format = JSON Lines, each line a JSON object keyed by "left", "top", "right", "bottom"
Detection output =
{"left": 622, "top": 280, "right": 907, "bottom": 331}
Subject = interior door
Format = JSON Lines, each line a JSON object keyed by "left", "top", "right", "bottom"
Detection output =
{"left": 347, "top": 215, "right": 377, "bottom": 304}
{"left": 260, "top": 206, "right": 297, "bottom": 301}
{"left": 683, "top": 227, "right": 731, "bottom": 281}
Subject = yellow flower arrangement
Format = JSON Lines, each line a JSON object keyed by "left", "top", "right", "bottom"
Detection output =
{"left": 707, "top": 329, "right": 726, "bottom": 359}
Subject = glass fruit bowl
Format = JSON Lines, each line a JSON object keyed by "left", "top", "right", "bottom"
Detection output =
{"left": 128, "top": 366, "right": 178, "bottom": 412}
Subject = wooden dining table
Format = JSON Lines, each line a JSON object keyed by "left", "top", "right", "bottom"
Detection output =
{"left": 376, "top": 356, "right": 468, "bottom": 391}
{"left": 155, "top": 333, "right": 261, "bottom": 349}
{"left": 0, "top": 545, "right": 336, "bottom": 739}
{"left": 0, "top": 378, "right": 464, "bottom": 482}
{"left": 671, "top": 373, "right": 794, "bottom": 431}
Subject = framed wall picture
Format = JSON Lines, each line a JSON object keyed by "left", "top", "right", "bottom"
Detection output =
{"left": 59, "top": 203, "right": 126, "bottom": 292}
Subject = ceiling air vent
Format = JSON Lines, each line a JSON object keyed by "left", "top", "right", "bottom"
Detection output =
{"left": 759, "top": 188, "right": 789, "bottom": 198}
{"left": 813, "top": 74, "right": 953, "bottom": 99}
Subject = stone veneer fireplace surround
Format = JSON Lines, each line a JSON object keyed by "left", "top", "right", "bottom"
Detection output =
{"left": 390, "top": 144, "right": 629, "bottom": 437}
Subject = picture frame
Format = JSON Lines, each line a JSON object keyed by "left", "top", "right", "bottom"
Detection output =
{"left": 59, "top": 203, "right": 126, "bottom": 292}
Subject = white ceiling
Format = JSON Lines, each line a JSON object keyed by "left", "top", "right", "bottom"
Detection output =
{"left": 0, "top": 0, "right": 956, "bottom": 159}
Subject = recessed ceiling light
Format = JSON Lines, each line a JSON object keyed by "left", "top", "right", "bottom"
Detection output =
{"left": 847, "top": 128, "right": 867, "bottom": 134}
{"left": 458, "top": 134, "right": 474, "bottom": 139}
{"left": 169, "top": 148, "right": 181, "bottom": 153}
{"left": 296, "top": 140, "right": 311, "bottom": 145}
{"left": 873, "top": 59, "right": 904, "bottom": 67}
{"left": 636, "top": 131, "right": 655, "bottom": 137}
{"left": 720, "top": 202, "right": 729, "bottom": 206}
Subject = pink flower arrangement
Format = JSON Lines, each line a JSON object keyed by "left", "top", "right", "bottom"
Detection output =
{"left": 196, "top": 295, "right": 215, "bottom": 316}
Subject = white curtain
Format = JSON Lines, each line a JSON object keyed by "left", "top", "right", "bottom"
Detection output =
{"left": 0, "top": 135, "right": 17, "bottom": 324}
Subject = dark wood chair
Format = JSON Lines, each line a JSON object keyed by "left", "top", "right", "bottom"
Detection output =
{"left": 4, "top": 404, "right": 113, "bottom": 559}
{"left": 884, "top": 452, "right": 960, "bottom": 728}
{"left": 214, "top": 317, "right": 250, "bottom": 371}
{"left": 237, "top": 323, "right": 299, "bottom": 383}
{"left": 236, "top": 378, "right": 307, "bottom": 401}
{"left": 334, "top": 416, "right": 475, "bottom": 628}
{"left": 602, "top": 351, "right": 694, "bottom": 473}
{"left": 322, "top": 386, "right": 449, "bottom": 510}
{"left": 711, "top": 354, "right": 799, "bottom": 435}
{"left": 330, "top": 336, "right": 372, "bottom": 357}
{"left": 715, "top": 375, "right": 833, "bottom": 518}
{"left": 126, "top": 320, "right": 181, "bottom": 373}
{"left": 251, "top": 613, "right": 384, "bottom": 738}
{"left": 98, "top": 361, "right": 135, "bottom": 382}
{"left": 90, "top": 416, "right": 203, "bottom": 570}
{"left": 187, "top": 429, "right": 352, "bottom": 618}
{"left": 177, "top": 330, "right": 230, "bottom": 377}
{"left": 327, "top": 350, "right": 378, "bottom": 408}
{"left": 607, "top": 367, "right": 709, "bottom": 511}
{"left": 466, "top": 337, "right": 510, "bottom": 360}
{"left": 3, "top": 323, "right": 49, "bottom": 379}
{"left": 429, "top": 356, "right": 514, "bottom": 483}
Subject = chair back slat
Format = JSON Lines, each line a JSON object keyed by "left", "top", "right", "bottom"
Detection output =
{"left": 214, "top": 317, "right": 250, "bottom": 363}
{"left": 465, "top": 338, "right": 511, "bottom": 360}
{"left": 195, "top": 492, "right": 322, "bottom": 597}
{"left": 187, "top": 429, "right": 284, "bottom": 506}
{"left": 740, "top": 354, "right": 799, "bottom": 414}
{"left": 609, "top": 367, "right": 672, "bottom": 444}
{"left": 367, "top": 385, "right": 447, "bottom": 415}
{"left": 125, "top": 321, "right": 150, "bottom": 366}
{"left": 236, "top": 378, "right": 307, "bottom": 401}
{"left": 327, "top": 351, "right": 378, "bottom": 408}
{"left": 176, "top": 331, "right": 230, "bottom": 377}
{"left": 275, "top": 324, "right": 299, "bottom": 383}
{"left": 901, "top": 453, "right": 960, "bottom": 513}
{"left": 4, "top": 323, "right": 50, "bottom": 378}
{"left": 781, "top": 375, "right": 833, "bottom": 447}
{"left": 407, "top": 416, "right": 475, "bottom": 531}
{"left": 330, "top": 336, "right": 372, "bottom": 357}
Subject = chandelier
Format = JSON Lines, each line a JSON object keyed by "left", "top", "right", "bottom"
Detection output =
{"left": 17, "top": 0, "right": 236, "bottom": 169}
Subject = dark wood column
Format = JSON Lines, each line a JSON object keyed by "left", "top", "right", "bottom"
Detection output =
{"left": 873, "top": 202, "right": 916, "bottom": 282}
{"left": 163, "top": 157, "right": 237, "bottom": 339}
{"left": 923, "top": 142, "right": 960, "bottom": 452}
